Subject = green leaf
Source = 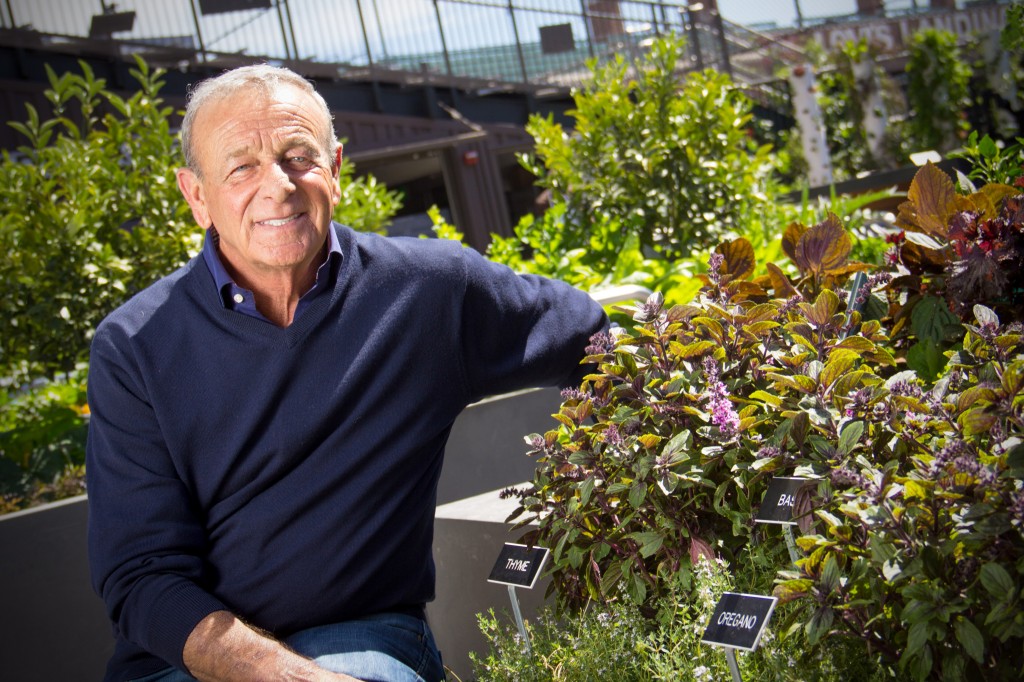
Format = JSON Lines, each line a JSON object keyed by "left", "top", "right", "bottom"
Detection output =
{"left": 837, "top": 421, "right": 864, "bottom": 455}
{"left": 954, "top": 618, "right": 985, "bottom": 663}
{"left": 578, "top": 476, "right": 596, "bottom": 507}
{"left": 821, "top": 348, "right": 860, "bottom": 390}
{"left": 979, "top": 562, "right": 1015, "bottom": 598}
{"left": 631, "top": 530, "right": 664, "bottom": 558}
{"left": 629, "top": 481, "right": 647, "bottom": 509}
{"left": 906, "top": 339, "right": 946, "bottom": 383}
{"left": 749, "top": 390, "right": 783, "bottom": 408}
{"left": 911, "top": 296, "right": 960, "bottom": 343}
{"left": 905, "top": 621, "right": 929, "bottom": 658}
{"left": 959, "top": 408, "right": 997, "bottom": 437}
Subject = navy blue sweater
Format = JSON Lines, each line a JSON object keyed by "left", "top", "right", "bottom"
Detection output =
{"left": 86, "top": 224, "right": 607, "bottom": 681}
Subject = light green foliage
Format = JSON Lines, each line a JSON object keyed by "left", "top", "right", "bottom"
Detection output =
{"left": 0, "top": 58, "right": 197, "bottom": 384}
{"left": 949, "top": 131, "right": 1024, "bottom": 187}
{"left": 904, "top": 29, "right": 972, "bottom": 153}
{"left": 0, "top": 369, "right": 89, "bottom": 512}
{"left": 333, "top": 151, "right": 403, "bottom": 234}
{"left": 815, "top": 39, "right": 909, "bottom": 180}
{"left": 470, "top": 558, "right": 893, "bottom": 681}
{"left": 515, "top": 35, "right": 776, "bottom": 269}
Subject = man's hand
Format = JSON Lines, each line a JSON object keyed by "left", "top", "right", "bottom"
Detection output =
{"left": 183, "top": 611, "right": 362, "bottom": 682}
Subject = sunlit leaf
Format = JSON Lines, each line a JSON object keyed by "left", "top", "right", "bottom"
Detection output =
{"left": 716, "top": 237, "right": 756, "bottom": 281}
{"left": 794, "top": 214, "right": 851, "bottom": 276}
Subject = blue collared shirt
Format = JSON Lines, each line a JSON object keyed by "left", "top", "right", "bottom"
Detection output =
{"left": 201, "top": 226, "right": 343, "bottom": 323}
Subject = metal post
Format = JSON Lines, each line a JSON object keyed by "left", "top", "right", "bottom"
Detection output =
{"left": 685, "top": 7, "right": 704, "bottom": 71}
{"left": 580, "top": 0, "right": 596, "bottom": 58}
{"left": 282, "top": 0, "right": 299, "bottom": 60}
{"left": 355, "top": 0, "right": 376, "bottom": 69}
{"left": 783, "top": 526, "right": 800, "bottom": 565}
{"left": 725, "top": 648, "right": 743, "bottom": 681}
{"left": 507, "top": 0, "right": 529, "bottom": 84}
{"left": 274, "top": 0, "right": 293, "bottom": 60}
{"left": 187, "top": 0, "right": 207, "bottom": 62}
{"left": 4, "top": 0, "right": 15, "bottom": 29}
{"left": 432, "top": 0, "right": 455, "bottom": 78}
{"left": 507, "top": 585, "right": 532, "bottom": 655}
{"left": 371, "top": 0, "right": 389, "bottom": 61}
{"left": 711, "top": 8, "right": 732, "bottom": 78}
{"left": 794, "top": 0, "right": 804, "bottom": 28}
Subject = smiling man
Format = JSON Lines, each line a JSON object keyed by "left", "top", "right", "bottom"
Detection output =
{"left": 85, "top": 65, "right": 607, "bottom": 682}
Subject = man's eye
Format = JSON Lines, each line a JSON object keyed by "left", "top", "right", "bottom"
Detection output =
{"left": 231, "top": 164, "right": 250, "bottom": 174}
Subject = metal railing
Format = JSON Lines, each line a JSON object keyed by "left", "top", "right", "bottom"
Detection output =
{"left": 0, "top": 1, "right": 753, "bottom": 92}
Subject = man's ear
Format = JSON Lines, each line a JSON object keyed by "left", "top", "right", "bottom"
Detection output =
{"left": 176, "top": 167, "right": 212, "bottom": 228}
{"left": 331, "top": 145, "right": 343, "bottom": 206}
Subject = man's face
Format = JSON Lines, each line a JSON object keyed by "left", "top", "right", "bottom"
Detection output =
{"left": 176, "top": 84, "right": 341, "bottom": 286}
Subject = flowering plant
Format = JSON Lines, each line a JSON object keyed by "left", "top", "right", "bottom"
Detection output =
{"left": 507, "top": 205, "right": 1024, "bottom": 680}
{"left": 775, "top": 305, "right": 1024, "bottom": 681}
{"left": 506, "top": 215, "right": 886, "bottom": 609}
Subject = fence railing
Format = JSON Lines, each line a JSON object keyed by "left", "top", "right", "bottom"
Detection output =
{"left": 0, "top": 0, "right": 765, "bottom": 92}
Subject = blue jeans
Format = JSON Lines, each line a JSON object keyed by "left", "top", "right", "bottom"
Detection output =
{"left": 131, "top": 613, "right": 444, "bottom": 682}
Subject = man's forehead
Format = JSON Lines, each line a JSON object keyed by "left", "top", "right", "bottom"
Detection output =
{"left": 197, "top": 90, "right": 324, "bottom": 146}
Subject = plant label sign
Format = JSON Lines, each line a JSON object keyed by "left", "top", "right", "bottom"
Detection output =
{"left": 701, "top": 592, "right": 778, "bottom": 652}
{"left": 755, "top": 476, "right": 810, "bottom": 525}
{"left": 487, "top": 543, "right": 549, "bottom": 589}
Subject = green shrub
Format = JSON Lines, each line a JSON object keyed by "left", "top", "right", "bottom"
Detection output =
{"left": 0, "top": 58, "right": 197, "bottom": 384}
{"left": 470, "top": 557, "right": 894, "bottom": 681}
{"left": 904, "top": 30, "right": 972, "bottom": 154}
{"left": 777, "top": 305, "right": 1023, "bottom": 681}
{"left": 506, "top": 158, "right": 1024, "bottom": 679}
{"left": 0, "top": 369, "right": 89, "bottom": 512}
{"left": 510, "top": 35, "right": 777, "bottom": 270}
{"left": 507, "top": 215, "right": 879, "bottom": 610}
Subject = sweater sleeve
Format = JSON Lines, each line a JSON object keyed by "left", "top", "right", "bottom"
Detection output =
{"left": 86, "top": 319, "right": 227, "bottom": 672}
{"left": 457, "top": 245, "right": 609, "bottom": 402}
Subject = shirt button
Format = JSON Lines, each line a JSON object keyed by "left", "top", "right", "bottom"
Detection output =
{"left": 233, "top": 294, "right": 244, "bottom": 304}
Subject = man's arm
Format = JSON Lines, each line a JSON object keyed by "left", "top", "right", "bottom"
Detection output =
{"left": 182, "top": 611, "right": 360, "bottom": 682}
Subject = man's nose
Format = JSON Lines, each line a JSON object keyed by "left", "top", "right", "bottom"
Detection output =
{"left": 263, "top": 163, "right": 296, "bottom": 199}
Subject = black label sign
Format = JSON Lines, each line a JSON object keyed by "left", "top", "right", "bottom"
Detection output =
{"left": 754, "top": 476, "right": 810, "bottom": 525}
{"left": 199, "top": 0, "right": 272, "bottom": 15}
{"left": 701, "top": 592, "right": 777, "bottom": 652}
{"left": 487, "top": 543, "right": 549, "bottom": 589}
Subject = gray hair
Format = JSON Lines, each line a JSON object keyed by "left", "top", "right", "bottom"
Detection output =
{"left": 180, "top": 64, "right": 340, "bottom": 176}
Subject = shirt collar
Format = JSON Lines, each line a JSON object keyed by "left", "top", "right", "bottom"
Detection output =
{"left": 201, "top": 225, "right": 343, "bottom": 314}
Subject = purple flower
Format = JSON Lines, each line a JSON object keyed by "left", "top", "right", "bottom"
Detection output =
{"left": 702, "top": 357, "right": 739, "bottom": 437}
{"left": 585, "top": 331, "right": 615, "bottom": 356}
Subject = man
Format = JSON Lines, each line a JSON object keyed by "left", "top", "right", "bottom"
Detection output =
{"left": 86, "top": 65, "right": 606, "bottom": 682}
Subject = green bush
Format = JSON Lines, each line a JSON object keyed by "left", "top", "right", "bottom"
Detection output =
{"left": 0, "top": 369, "right": 89, "bottom": 512}
{"left": 507, "top": 215, "right": 879, "bottom": 610}
{"left": 904, "top": 30, "right": 972, "bottom": 154}
{"left": 471, "top": 557, "right": 894, "bottom": 681}
{"left": 0, "top": 58, "right": 197, "bottom": 384}
{"left": 507, "top": 35, "right": 777, "bottom": 270}
{"left": 505, "top": 159, "right": 1024, "bottom": 679}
